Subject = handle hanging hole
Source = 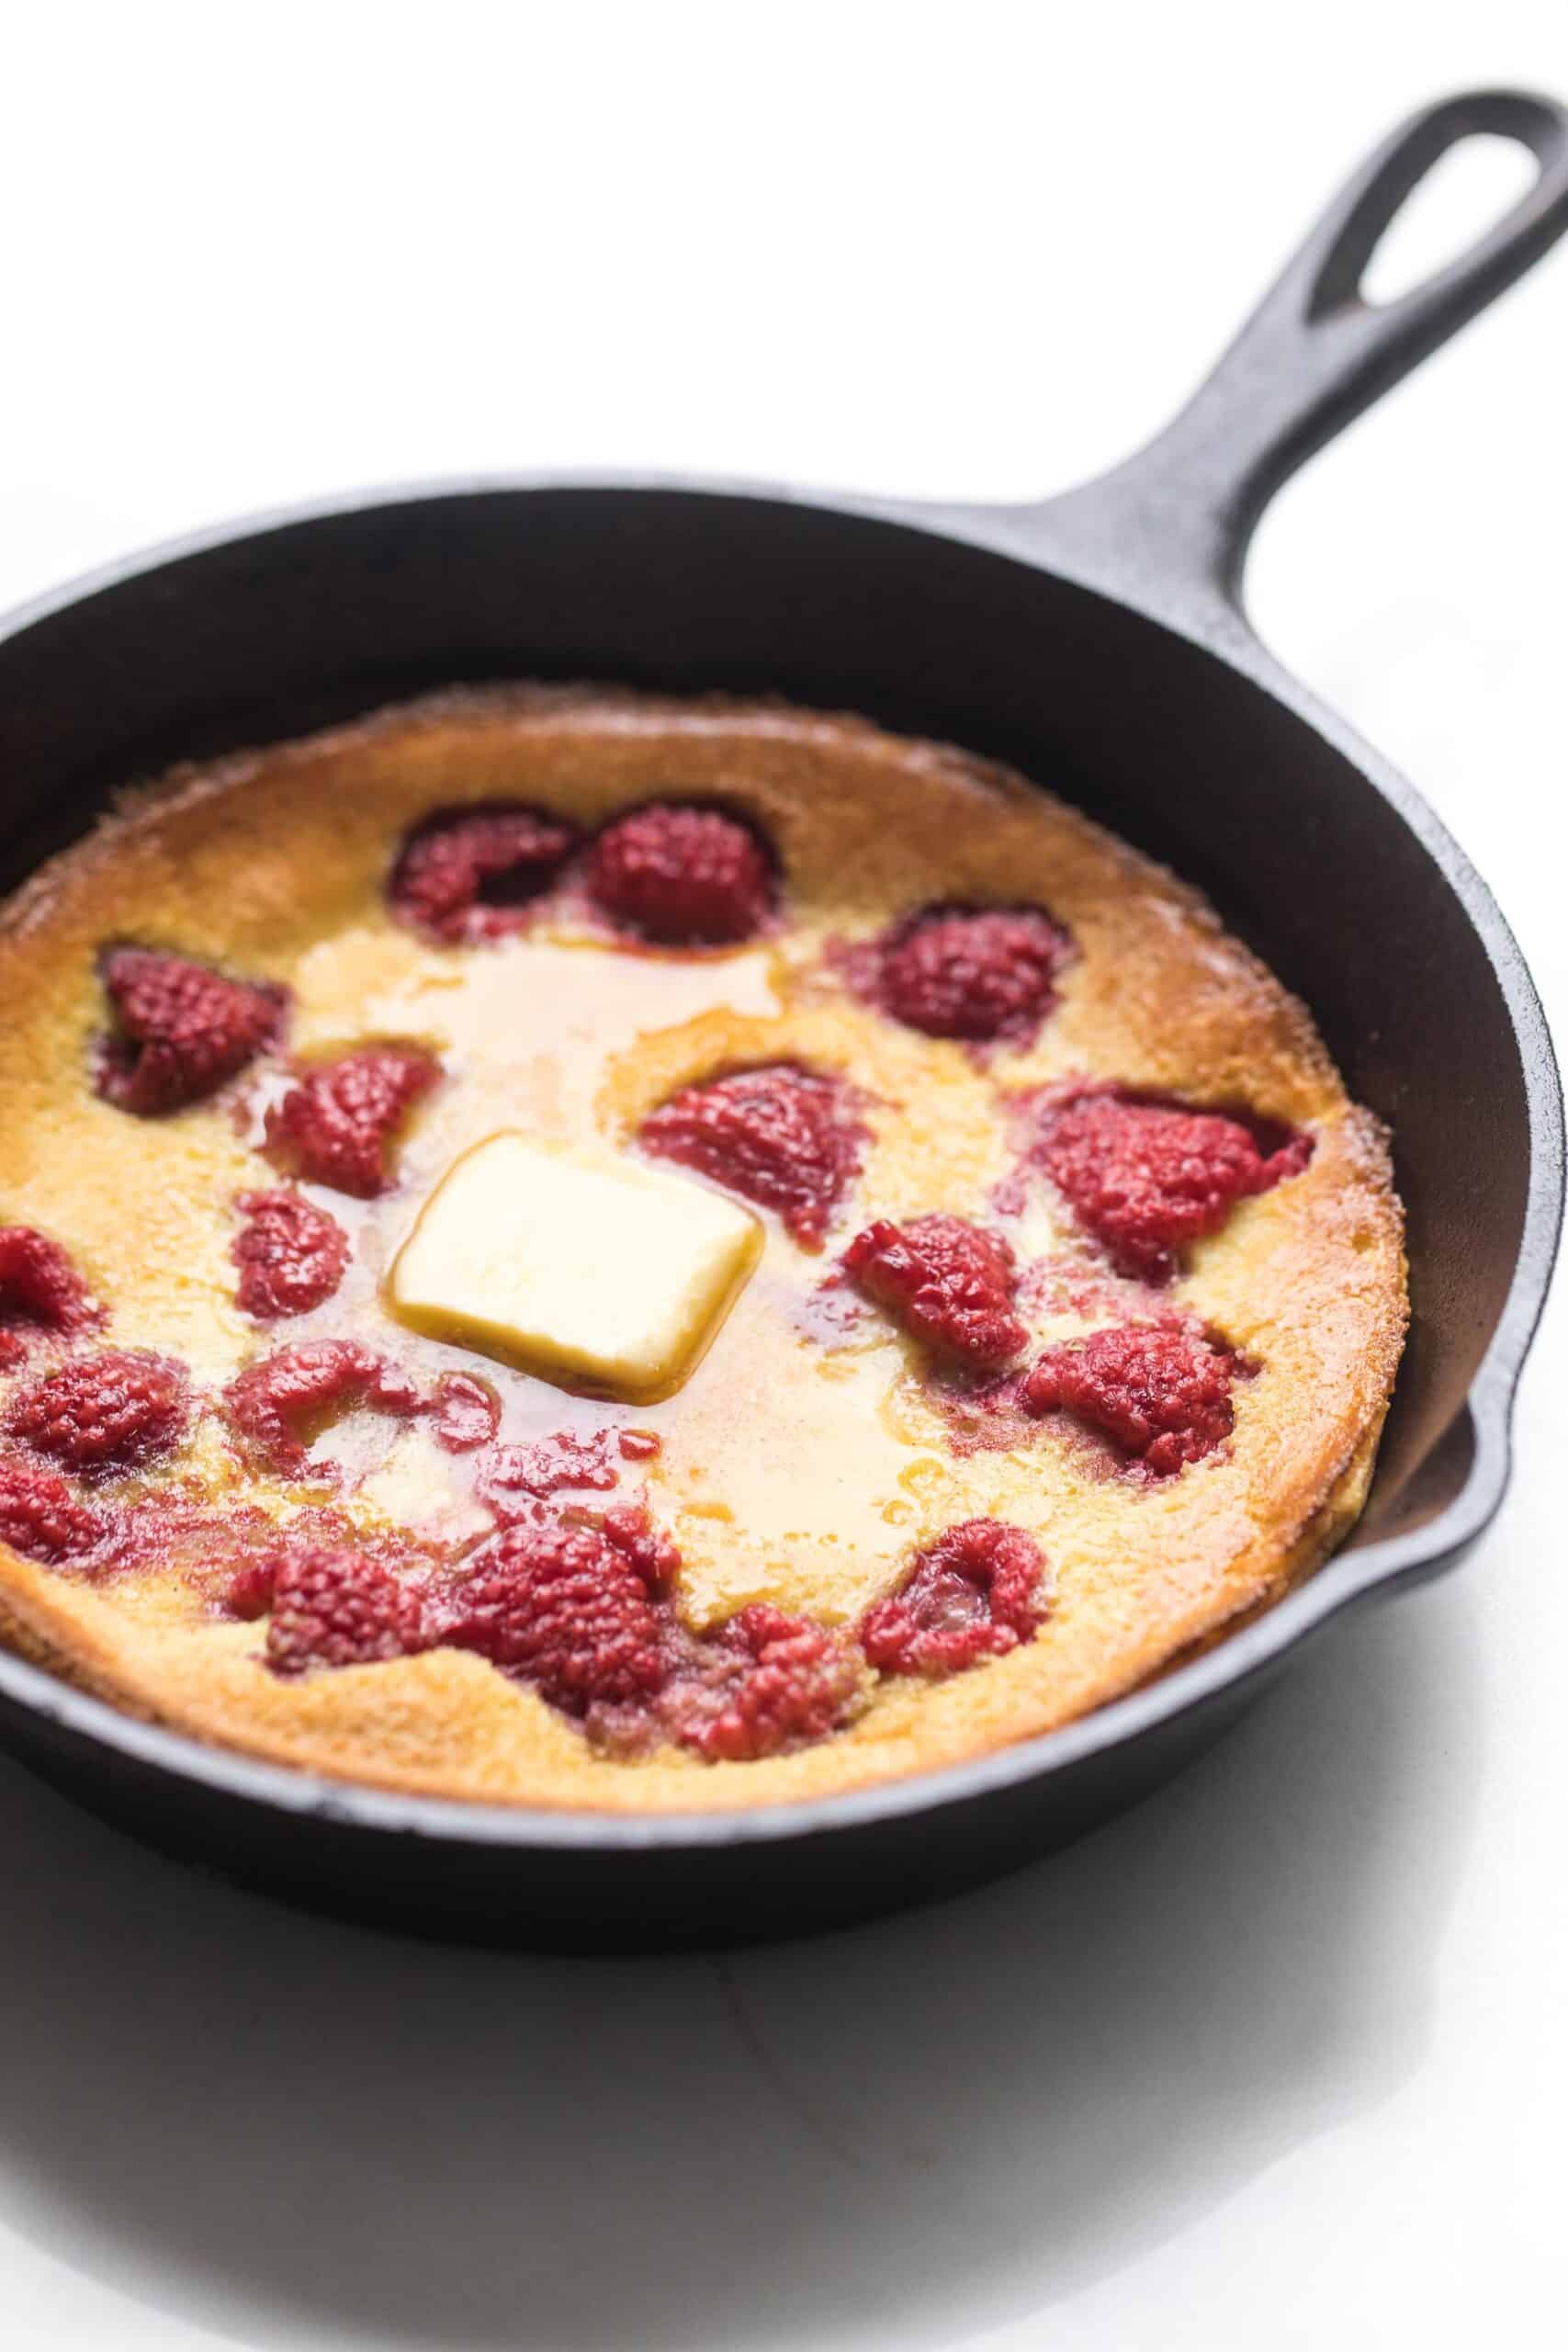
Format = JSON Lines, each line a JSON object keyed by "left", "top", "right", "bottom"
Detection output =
{"left": 1359, "top": 132, "right": 1540, "bottom": 306}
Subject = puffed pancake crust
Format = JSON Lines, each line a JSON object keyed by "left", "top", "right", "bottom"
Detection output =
{"left": 0, "top": 688, "right": 1406, "bottom": 1811}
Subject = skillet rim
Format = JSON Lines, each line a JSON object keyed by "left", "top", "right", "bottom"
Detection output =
{"left": 0, "top": 469, "right": 1558, "bottom": 1854}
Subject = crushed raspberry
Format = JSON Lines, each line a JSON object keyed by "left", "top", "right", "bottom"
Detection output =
{"left": 231, "top": 1189, "right": 350, "bottom": 1319}
{"left": 107, "top": 1489, "right": 278, "bottom": 1592}
{"left": 441, "top": 1517, "right": 671, "bottom": 1715}
{"left": 265, "top": 1044, "right": 440, "bottom": 1198}
{"left": 1032, "top": 1089, "right": 1313, "bottom": 1282}
{"left": 0, "top": 1227, "right": 103, "bottom": 1366}
{"left": 0, "top": 1453, "right": 113, "bottom": 1566}
{"left": 585, "top": 802, "right": 773, "bottom": 945}
{"left": 6, "top": 1350, "right": 190, "bottom": 1481}
{"left": 640, "top": 1064, "right": 863, "bottom": 1248}
{"left": 389, "top": 801, "right": 580, "bottom": 944}
{"left": 927, "top": 1368, "right": 1044, "bottom": 1460}
{"left": 479, "top": 1429, "right": 620, "bottom": 1520}
{"left": 430, "top": 1372, "right": 501, "bottom": 1453}
{"left": 667, "top": 1604, "right": 863, "bottom": 1761}
{"left": 1022, "top": 1320, "right": 1237, "bottom": 1476}
{"left": 617, "top": 1429, "right": 661, "bottom": 1462}
{"left": 223, "top": 1339, "right": 421, "bottom": 1475}
{"left": 1014, "top": 1256, "right": 1162, "bottom": 1326}
{"left": 860, "top": 1518, "right": 1047, "bottom": 1678}
{"left": 130, "top": 1497, "right": 432, "bottom": 1616}
{"left": 264, "top": 1541, "right": 424, "bottom": 1676}
{"left": 875, "top": 905, "right": 1071, "bottom": 1045}
{"left": 96, "top": 946, "right": 286, "bottom": 1115}
{"left": 599, "top": 1499, "right": 682, "bottom": 1587}
{"left": 843, "top": 1214, "right": 1026, "bottom": 1369}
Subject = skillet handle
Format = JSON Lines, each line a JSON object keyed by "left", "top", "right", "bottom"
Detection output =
{"left": 1021, "top": 88, "right": 1568, "bottom": 623}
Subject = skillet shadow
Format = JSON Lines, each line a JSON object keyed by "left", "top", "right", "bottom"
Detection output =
{"left": 0, "top": 1575, "right": 1479, "bottom": 2350}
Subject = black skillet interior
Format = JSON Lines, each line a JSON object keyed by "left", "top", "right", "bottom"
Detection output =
{"left": 0, "top": 91, "right": 1563, "bottom": 1943}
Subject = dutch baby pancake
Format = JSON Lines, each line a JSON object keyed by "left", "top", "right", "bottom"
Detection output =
{"left": 0, "top": 687, "right": 1406, "bottom": 1810}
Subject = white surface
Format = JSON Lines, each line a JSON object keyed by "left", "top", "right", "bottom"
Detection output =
{"left": 3, "top": 5, "right": 1567, "bottom": 2345}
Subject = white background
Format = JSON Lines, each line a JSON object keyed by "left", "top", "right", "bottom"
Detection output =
{"left": 2, "top": 5, "right": 1566, "bottom": 2346}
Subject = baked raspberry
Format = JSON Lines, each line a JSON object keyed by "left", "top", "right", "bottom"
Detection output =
{"left": 479, "top": 1429, "right": 619, "bottom": 1519}
{"left": 843, "top": 1214, "right": 1026, "bottom": 1369}
{"left": 1032, "top": 1089, "right": 1312, "bottom": 1283}
{"left": 231, "top": 1189, "right": 350, "bottom": 1319}
{"left": 388, "top": 801, "right": 579, "bottom": 944}
{"left": 860, "top": 1518, "right": 1047, "bottom": 1678}
{"left": 1022, "top": 1320, "right": 1237, "bottom": 1476}
{"left": 223, "top": 1559, "right": 277, "bottom": 1621}
{"left": 640, "top": 1064, "right": 863, "bottom": 1248}
{"left": 585, "top": 803, "right": 773, "bottom": 944}
{"left": 875, "top": 905, "right": 1071, "bottom": 1045}
{"left": 96, "top": 946, "right": 286, "bottom": 1115}
{"left": 265, "top": 1044, "right": 440, "bottom": 1198}
{"left": 0, "top": 1227, "right": 103, "bottom": 1367}
{"left": 599, "top": 1500, "right": 682, "bottom": 1589}
{"left": 668, "top": 1604, "right": 863, "bottom": 1762}
{"left": 442, "top": 1519, "right": 671, "bottom": 1715}
{"left": 6, "top": 1350, "right": 190, "bottom": 1481}
{"left": 223, "top": 1339, "right": 421, "bottom": 1474}
{"left": 264, "top": 1541, "right": 424, "bottom": 1676}
{"left": 0, "top": 1454, "right": 112, "bottom": 1566}
{"left": 430, "top": 1372, "right": 501, "bottom": 1453}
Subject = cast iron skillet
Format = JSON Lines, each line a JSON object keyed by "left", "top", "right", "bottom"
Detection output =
{"left": 0, "top": 91, "right": 1564, "bottom": 1946}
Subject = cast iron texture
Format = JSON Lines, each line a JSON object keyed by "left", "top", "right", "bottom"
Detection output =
{"left": 0, "top": 91, "right": 1563, "bottom": 1945}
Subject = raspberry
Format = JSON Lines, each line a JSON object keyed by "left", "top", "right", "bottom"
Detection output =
{"left": 1032, "top": 1089, "right": 1313, "bottom": 1283}
{"left": 223, "top": 1339, "right": 421, "bottom": 1474}
{"left": 442, "top": 1518, "right": 671, "bottom": 1715}
{"left": 668, "top": 1604, "right": 863, "bottom": 1761}
{"left": 0, "top": 1227, "right": 103, "bottom": 1367}
{"left": 6, "top": 1351, "right": 190, "bottom": 1481}
{"left": 434, "top": 1498, "right": 858, "bottom": 1762}
{"left": 599, "top": 1500, "right": 682, "bottom": 1588}
{"left": 640, "top": 1064, "right": 863, "bottom": 1249}
{"left": 231, "top": 1189, "right": 350, "bottom": 1319}
{"left": 1021, "top": 1320, "right": 1236, "bottom": 1476}
{"left": 843, "top": 1214, "right": 1026, "bottom": 1369}
{"left": 430, "top": 1372, "right": 501, "bottom": 1453}
{"left": 223, "top": 1559, "right": 277, "bottom": 1621}
{"left": 479, "top": 1428, "right": 619, "bottom": 1519}
{"left": 264, "top": 1541, "right": 424, "bottom": 1676}
{"left": 585, "top": 803, "right": 773, "bottom": 944}
{"left": 265, "top": 1045, "right": 440, "bottom": 1198}
{"left": 389, "top": 801, "right": 579, "bottom": 944}
{"left": 0, "top": 1453, "right": 113, "bottom": 1566}
{"left": 96, "top": 946, "right": 286, "bottom": 1115}
{"left": 860, "top": 1518, "right": 1047, "bottom": 1678}
{"left": 876, "top": 905, "right": 1070, "bottom": 1045}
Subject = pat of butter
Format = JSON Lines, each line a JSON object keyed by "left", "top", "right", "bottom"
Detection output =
{"left": 388, "top": 1132, "right": 761, "bottom": 1402}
